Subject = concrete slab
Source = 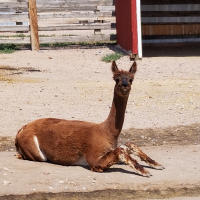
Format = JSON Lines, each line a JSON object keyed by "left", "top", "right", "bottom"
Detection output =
{"left": 0, "top": 145, "right": 200, "bottom": 199}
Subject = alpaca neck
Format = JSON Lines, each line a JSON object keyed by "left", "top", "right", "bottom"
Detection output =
{"left": 103, "top": 90, "right": 129, "bottom": 138}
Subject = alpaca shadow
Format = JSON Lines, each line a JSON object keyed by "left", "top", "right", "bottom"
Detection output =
{"left": 80, "top": 165, "right": 149, "bottom": 177}
{"left": 141, "top": 164, "right": 164, "bottom": 171}
{"left": 105, "top": 167, "right": 146, "bottom": 177}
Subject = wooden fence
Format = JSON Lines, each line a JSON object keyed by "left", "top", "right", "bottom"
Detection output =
{"left": 1, "top": 0, "right": 200, "bottom": 50}
{"left": 0, "top": 0, "right": 115, "bottom": 50}
{"left": 141, "top": 0, "right": 200, "bottom": 44}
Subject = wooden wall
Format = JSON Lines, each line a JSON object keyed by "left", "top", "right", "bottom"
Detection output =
{"left": 0, "top": 0, "right": 29, "bottom": 31}
{"left": 0, "top": 0, "right": 115, "bottom": 45}
{"left": 141, "top": 0, "right": 200, "bottom": 44}
{"left": 36, "top": 0, "right": 115, "bottom": 44}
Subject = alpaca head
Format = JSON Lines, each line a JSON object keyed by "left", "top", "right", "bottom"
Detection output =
{"left": 111, "top": 61, "right": 137, "bottom": 97}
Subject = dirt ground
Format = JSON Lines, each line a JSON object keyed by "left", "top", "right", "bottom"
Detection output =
{"left": 1, "top": 144, "right": 200, "bottom": 199}
{"left": 0, "top": 45, "right": 200, "bottom": 199}
{"left": 0, "top": 45, "right": 200, "bottom": 148}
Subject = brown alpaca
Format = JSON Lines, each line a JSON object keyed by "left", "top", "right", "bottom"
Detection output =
{"left": 15, "top": 61, "right": 164, "bottom": 177}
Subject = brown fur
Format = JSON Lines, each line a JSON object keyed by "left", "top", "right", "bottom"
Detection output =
{"left": 15, "top": 61, "right": 164, "bottom": 176}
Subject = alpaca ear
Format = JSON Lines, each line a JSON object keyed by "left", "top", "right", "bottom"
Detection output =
{"left": 111, "top": 61, "right": 119, "bottom": 73}
{"left": 129, "top": 61, "right": 137, "bottom": 74}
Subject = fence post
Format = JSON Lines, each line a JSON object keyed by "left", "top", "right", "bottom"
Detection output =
{"left": 28, "top": 0, "right": 39, "bottom": 51}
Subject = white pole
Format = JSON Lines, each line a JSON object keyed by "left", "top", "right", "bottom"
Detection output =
{"left": 136, "top": 0, "right": 142, "bottom": 58}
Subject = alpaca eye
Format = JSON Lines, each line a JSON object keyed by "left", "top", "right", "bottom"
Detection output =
{"left": 115, "top": 78, "right": 120, "bottom": 83}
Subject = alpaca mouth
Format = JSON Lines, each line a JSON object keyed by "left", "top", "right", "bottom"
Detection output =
{"left": 120, "top": 88, "right": 130, "bottom": 95}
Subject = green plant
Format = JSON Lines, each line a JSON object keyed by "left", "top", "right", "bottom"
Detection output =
{"left": 40, "top": 41, "right": 116, "bottom": 48}
{"left": 102, "top": 53, "right": 123, "bottom": 63}
{"left": 0, "top": 44, "right": 17, "bottom": 54}
{"left": 16, "top": 34, "right": 26, "bottom": 38}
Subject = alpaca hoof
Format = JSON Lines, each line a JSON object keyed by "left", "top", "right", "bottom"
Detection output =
{"left": 91, "top": 167, "right": 104, "bottom": 173}
{"left": 15, "top": 153, "right": 23, "bottom": 159}
{"left": 139, "top": 168, "right": 152, "bottom": 177}
{"left": 152, "top": 163, "right": 165, "bottom": 170}
{"left": 142, "top": 170, "right": 152, "bottom": 177}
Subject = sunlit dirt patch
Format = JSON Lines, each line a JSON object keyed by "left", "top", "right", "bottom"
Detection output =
{"left": 0, "top": 65, "right": 42, "bottom": 83}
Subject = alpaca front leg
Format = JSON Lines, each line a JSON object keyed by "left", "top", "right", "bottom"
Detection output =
{"left": 125, "top": 142, "right": 165, "bottom": 170}
{"left": 90, "top": 147, "right": 151, "bottom": 177}
{"left": 118, "top": 146, "right": 152, "bottom": 177}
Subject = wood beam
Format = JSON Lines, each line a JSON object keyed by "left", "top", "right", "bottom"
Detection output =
{"left": 28, "top": 0, "right": 39, "bottom": 50}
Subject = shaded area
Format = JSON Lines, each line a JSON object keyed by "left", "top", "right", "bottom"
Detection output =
{"left": 0, "top": 65, "right": 41, "bottom": 73}
{"left": 1, "top": 123, "right": 200, "bottom": 152}
{"left": 0, "top": 187, "right": 200, "bottom": 200}
{"left": 0, "top": 137, "right": 15, "bottom": 152}
{"left": 0, "top": 65, "right": 42, "bottom": 83}
{"left": 120, "top": 123, "right": 200, "bottom": 147}
{"left": 143, "top": 44, "right": 200, "bottom": 57}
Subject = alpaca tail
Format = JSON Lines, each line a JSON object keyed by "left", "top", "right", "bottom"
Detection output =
{"left": 15, "top": 126, "right": 25, "bottom": 159}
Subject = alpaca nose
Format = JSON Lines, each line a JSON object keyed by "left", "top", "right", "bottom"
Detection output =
{"left": 122, "top": 79, "right": 128, "bottom": 87}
